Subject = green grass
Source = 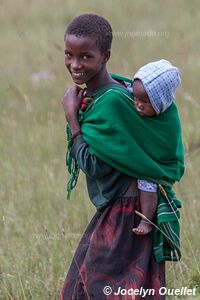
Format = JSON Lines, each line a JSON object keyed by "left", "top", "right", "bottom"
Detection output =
{"left": 0, "top": 0, "right": 200, "bottom": 299}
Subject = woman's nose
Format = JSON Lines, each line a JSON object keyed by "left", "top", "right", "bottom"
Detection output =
{"left": 71, "top": 58, "right": 82, "bottom": 70}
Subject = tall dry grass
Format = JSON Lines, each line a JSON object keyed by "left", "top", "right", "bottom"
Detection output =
{"left": 0, "top": 0, "right": 200, "bottom": 299}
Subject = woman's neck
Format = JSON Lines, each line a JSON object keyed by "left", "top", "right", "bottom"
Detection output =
{"left": 86, "top": 67, "right": 118, "bottom": 91}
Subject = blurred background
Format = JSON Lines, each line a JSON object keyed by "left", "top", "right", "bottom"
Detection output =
{"left": 0, "top": 0, "right": 200, "bottom": 299}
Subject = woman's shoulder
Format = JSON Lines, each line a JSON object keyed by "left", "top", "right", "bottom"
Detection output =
{"left": 110, "top": 73, "right": 133, "bottom": 85}
{"left": 94, "top": 86, "right": 133, "bottom": 108}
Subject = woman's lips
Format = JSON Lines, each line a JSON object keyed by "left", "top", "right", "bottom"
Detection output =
{"left": 71, "top": 72, "right": 85, "bottom": 79}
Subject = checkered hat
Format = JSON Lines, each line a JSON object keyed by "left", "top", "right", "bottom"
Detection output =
{"left": 133, "top": 59, "right": 181, "bottom": 114}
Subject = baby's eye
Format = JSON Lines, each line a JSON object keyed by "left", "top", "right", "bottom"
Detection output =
{"left": 134, "top": 96, "right": 149, "bottom": 104}
{"left": 140, "top": 98, "right": 150, "bottom": 104}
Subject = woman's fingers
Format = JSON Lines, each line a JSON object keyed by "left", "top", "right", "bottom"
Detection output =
{"left": 62, "top": 84, "right": 84, "bottom": 116}
{"left": 78, "top": 88, "right": 84, "bottom": 99}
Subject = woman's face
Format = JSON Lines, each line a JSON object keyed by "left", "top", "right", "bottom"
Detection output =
{"left": 133, "top": 80, "right": 156, "bottom": 117}
{"left": 64, "top": 34, "right": 108, "bottom": 89}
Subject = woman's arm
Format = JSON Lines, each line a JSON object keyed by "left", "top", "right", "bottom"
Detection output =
{"left": 62, "top": 84, "right": 114, "bottom": 179}
{"left": 70, "top": 135, "right": 114, "bottom": 179}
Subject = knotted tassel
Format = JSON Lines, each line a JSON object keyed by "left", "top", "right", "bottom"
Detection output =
{"left": 65, "top": 96, "right": 93, "bottom": 199}
{"left": 66, "top": 124, "right": 80, "bottom": 199}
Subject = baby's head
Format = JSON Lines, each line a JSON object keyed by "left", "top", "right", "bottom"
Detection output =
{"left": 133, "top": 59, "right": 181, "bottom": 116}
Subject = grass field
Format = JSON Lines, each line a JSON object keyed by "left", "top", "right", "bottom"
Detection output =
{"left": 0, "top": 0, "right": 200, "bottom": 299}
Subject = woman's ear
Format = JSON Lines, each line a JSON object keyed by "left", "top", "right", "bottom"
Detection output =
{"left": 102, "top": 50, "right": 111, "bottom": 64}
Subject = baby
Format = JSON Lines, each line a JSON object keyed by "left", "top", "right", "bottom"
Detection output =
{"left": 131, "top": 59, "right": 181, "bottom": 235}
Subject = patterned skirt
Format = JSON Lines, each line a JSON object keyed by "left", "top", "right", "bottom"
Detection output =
{"left": 59, "top": 193, "right": 166, "bottom": 300}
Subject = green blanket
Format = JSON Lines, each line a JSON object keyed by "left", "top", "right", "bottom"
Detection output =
{"left": 66, "top": 76, "right": 184, "bottom": 262}
{"left": 81, "top": 86, "right": 184, "bottom": 184}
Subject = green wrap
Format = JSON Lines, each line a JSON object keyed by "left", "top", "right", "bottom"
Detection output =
{"left": 81, "top": 87, "right": 184, "bottom": 184}
{"left": 66, "top": 76, "right": 184, "bottom": 262}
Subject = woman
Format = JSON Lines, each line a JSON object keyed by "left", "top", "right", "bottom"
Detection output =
{"left": 59, "top": 13, "right": 184, "bottom": 300}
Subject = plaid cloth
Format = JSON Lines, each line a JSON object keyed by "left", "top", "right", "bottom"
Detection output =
{"left": 153, "top": 185, "right": 182, "bottom": 262}
{"left": 133, "top": 59, "right": 181, "bottom": 114}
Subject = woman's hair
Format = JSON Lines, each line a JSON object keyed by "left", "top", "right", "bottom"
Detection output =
{"left": 65, "top": 13, "right": 113, "bottom": 53}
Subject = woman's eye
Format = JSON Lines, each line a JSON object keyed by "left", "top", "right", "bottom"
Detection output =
{"left": 82, "top": 55, "right": 89, "bottom": 60}
{"left": 65, "top": 52, "right": 71, "bottom": 58}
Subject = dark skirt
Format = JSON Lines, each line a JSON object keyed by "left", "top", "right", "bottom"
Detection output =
{"left": 59, "top": 194, "right": 165, "bottom": 300}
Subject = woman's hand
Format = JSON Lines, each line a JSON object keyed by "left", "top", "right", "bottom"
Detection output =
{"left": 62, "top": 84, "right": 84, "bottom": 117}
{"left": 62, "top": 84, "right": 84, "bottom": 133}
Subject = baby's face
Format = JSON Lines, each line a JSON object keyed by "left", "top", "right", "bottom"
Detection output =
{"left": 133, "top": 80, "right": 156, "bottom": 117}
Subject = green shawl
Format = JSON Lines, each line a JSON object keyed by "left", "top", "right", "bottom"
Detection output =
{"left": 66, "top": 75, "right": 184, "bottom": 262}
{"left": 81, "top": 89, "right": 184, "bottom": 184}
